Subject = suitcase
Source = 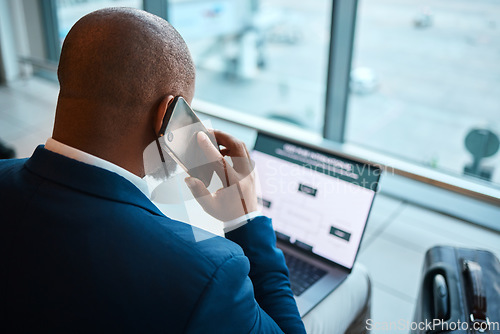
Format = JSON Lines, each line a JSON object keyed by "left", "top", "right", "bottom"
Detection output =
{"left": 412, "top": 246, "right": 500, "bottom": 334}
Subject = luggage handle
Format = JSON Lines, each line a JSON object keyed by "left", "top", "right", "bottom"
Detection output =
{"left": 432, "top": 274, "right": 449, "bottom": 321}
{"left": 421, "top": 264, "right": 454, "bottom": 324}
{"left": 462, "top": 260, "right": 489, "bottom": 330}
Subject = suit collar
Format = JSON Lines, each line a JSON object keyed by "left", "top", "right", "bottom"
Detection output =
{"left": 44, "top": 137, "right": 150, "bottom": 199}
{"left": 25, "top": 145, "right": 164, "bottom": 217}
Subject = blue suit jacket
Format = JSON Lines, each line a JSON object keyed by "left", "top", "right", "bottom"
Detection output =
{"left": 0, "top": 146, "right": 305, "bottom": 333}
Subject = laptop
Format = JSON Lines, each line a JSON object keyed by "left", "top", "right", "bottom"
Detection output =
{"left": 251, "top": 132, "right": 381, "bottom": 316}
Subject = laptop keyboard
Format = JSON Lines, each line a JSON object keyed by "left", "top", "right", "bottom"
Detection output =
{"left": 283, "top": 251, "right": 328, "bottom": 296}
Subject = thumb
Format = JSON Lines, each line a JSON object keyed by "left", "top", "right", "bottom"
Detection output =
{"left": 185, "top": 177, "right": 214, "bottom": 210}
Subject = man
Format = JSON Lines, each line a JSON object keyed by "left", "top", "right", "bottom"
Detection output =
{"left": 0, "top": 7, "right": 304, "bottom": 333}
{"left": 1, "top": 8, "right": 370, "bottom": 333}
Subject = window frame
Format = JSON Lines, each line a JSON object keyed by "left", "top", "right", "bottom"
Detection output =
{"left": 40, "top": 0, "right": 59, "bottom": 62}
{"left": 323, "top": 0, "right": 358, "bottom": 143}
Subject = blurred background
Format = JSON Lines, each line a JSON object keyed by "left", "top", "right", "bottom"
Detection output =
{"left": 1, "top": 0, "right": 499, "bottom": 187}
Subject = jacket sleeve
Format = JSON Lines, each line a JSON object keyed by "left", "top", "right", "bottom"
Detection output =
{"left": 225, "top": 216, "right": 306, "bottom": 334}
{"left": 184, "top": 254, "right": 287, "bottom": 334}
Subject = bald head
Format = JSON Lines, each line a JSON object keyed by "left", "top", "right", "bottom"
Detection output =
{"left": 58, "top": 7, "right": 194, "bottom": 108}
{"left": 53, "top": 8, "right": 196, "bottom": 176}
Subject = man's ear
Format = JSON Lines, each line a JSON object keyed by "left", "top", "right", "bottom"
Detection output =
{"left": 154, "top": 95, "right": 175, "bottom": 136}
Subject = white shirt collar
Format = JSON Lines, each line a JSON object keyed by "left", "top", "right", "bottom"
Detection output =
{"left": 45, "top": 138, "right": 150, "bottom": 198}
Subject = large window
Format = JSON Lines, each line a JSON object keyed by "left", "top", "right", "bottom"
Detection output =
{"left": 169, "top": 0, "right": 332, "bottom": 133}
{"left": 35, "top": 0, "right": 500, "bottom": 192}
{"left": 347, "top": 0, "right": 500, "bottom": 186}
{"left": 51, "top": 0, "right": 332, "bottom": 133}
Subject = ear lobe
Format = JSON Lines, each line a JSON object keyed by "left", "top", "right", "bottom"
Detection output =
{"left": 154, "top": 95, "right": 175, "bottom": 136}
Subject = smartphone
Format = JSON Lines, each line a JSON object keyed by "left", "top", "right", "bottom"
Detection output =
{"left": 158, "top": 96, "right": 219, "bottom": 186}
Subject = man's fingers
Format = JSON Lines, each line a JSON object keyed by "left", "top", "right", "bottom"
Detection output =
{"left": 197, "top": 131, "right": 222, "bottom": 163}
{"left": 211, "top": 130, "right": 252, "bottom": 175}
{"left": 185, "top": 177, "right": 214, "bottom": 211}
{"left": 212, "top": 130, "right": 247, "bottom": 157}
{"left": 220, "top": 148, "right": 230, "bottom": 156}
{"left": 197, "top": 132, "right": 236, "bottom": 184}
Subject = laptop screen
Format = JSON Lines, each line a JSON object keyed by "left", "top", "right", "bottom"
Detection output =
{"left": 251, "top": 133, "right": 381, "bottom": 269}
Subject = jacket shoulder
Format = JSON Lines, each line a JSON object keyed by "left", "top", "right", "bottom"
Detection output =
{"left": 0, "top": 158, "right": 27, "bottom": 174}
{"left": 145, "top": 213, "right": 247, "bottom": 270}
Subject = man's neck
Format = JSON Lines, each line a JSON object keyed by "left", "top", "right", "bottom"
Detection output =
{"left": 51, "top": 131, "right": 146, "bottom": 177}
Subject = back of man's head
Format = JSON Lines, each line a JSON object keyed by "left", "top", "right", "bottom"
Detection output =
{"left": 53, "top": 8, "right": 195, "bottom": 175}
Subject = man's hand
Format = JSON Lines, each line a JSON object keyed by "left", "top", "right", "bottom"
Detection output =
{"left": 185, "top": 130, "right": 258, "bottom": 222}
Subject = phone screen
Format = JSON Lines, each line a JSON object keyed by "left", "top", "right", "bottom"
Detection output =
{"left": 159, "top": 97, "right": 218, "bottom": 186}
